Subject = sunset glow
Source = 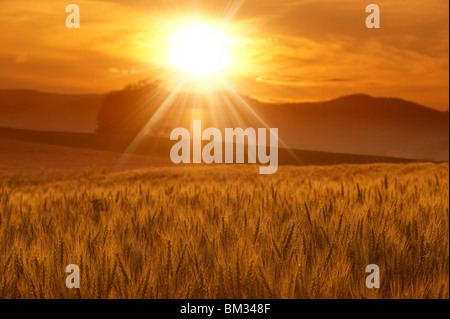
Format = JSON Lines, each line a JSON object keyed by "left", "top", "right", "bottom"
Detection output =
{"left": 0, "top": 0, "right": 448, "bottom": 109}
{"left": 0, "top": 0, "right": 448, "bottom": 302}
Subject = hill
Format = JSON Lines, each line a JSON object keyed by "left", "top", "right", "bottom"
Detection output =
{"left": 0, "top": 127, "right": 422, "bottom": 177}
{"left": 96, "top": 86, "right": 449, "bottom": 161}
{"left": 0, "top": 89, "right": 104, "bottom": 133}
{"left": 0, "top": 88, "right": 448, "bottom": 161}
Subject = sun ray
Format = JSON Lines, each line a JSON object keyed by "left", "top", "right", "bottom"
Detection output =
{"left": 113, "top": 76, "right": 188, "bottom": 170}
{"left": 219, "top": 79, "right": 304, "bottom": 165}
{"left": 221, "top": 0, "right": 247, "bottom": 27}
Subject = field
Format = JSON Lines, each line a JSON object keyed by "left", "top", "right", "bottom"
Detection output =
{"left": 0, "top": 137, "right": 170, "bottom": 177}
{"left": 0, "top": 163, "right": 448, "bottom": 299}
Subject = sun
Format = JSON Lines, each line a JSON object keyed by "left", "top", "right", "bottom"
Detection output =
{"left": 168, "top": 24, "right": 233, "bottom": 76}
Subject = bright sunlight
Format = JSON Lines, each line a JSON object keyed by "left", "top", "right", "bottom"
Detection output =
{"left": 168, "top": 24, "right": 233, "bottom": 76}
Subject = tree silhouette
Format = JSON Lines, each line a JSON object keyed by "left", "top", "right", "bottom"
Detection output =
{"left": 96, "top": 79, "right": 164, "bottom": 139}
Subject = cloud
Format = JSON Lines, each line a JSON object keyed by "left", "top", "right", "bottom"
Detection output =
{"left": 256, "top": 76, "right": 351, "bottom": 87}
{"left": 15, "top": 53, "right": 28, "bottom": 63}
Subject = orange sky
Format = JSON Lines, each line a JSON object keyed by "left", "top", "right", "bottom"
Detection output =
{"left": 0, "top": 0, "right": 448, "bottom": 110}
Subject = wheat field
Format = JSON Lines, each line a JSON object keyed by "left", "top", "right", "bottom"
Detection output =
{"left": 0, "top": 163, "right": 448, "bottom": 299}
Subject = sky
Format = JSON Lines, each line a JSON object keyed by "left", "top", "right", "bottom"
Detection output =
{"left": 0, "top": 0, "right": 448, "bottom": 110}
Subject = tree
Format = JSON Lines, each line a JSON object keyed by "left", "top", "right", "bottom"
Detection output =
{"left": 96, "top": 79, "right": 165, "bottom": 139}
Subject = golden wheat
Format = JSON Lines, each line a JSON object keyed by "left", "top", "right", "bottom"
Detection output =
{"left": 0, "top": 163, "right": 448, "bottom": 299}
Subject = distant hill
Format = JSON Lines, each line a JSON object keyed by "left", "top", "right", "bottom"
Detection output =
{"left": 0, "top": 127, "right": 422, "bottom": 167}
{"left": 0, "top": 89, "right": 104, "bottom": 133}
{"left": 0, "top": 87, "right": 448, "bottom": 161}
{"left": 253, "top": 94, "right": 449, "bottom": 161}
{"left": 97, "top": 86, "right": 449, "bottom": 161}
